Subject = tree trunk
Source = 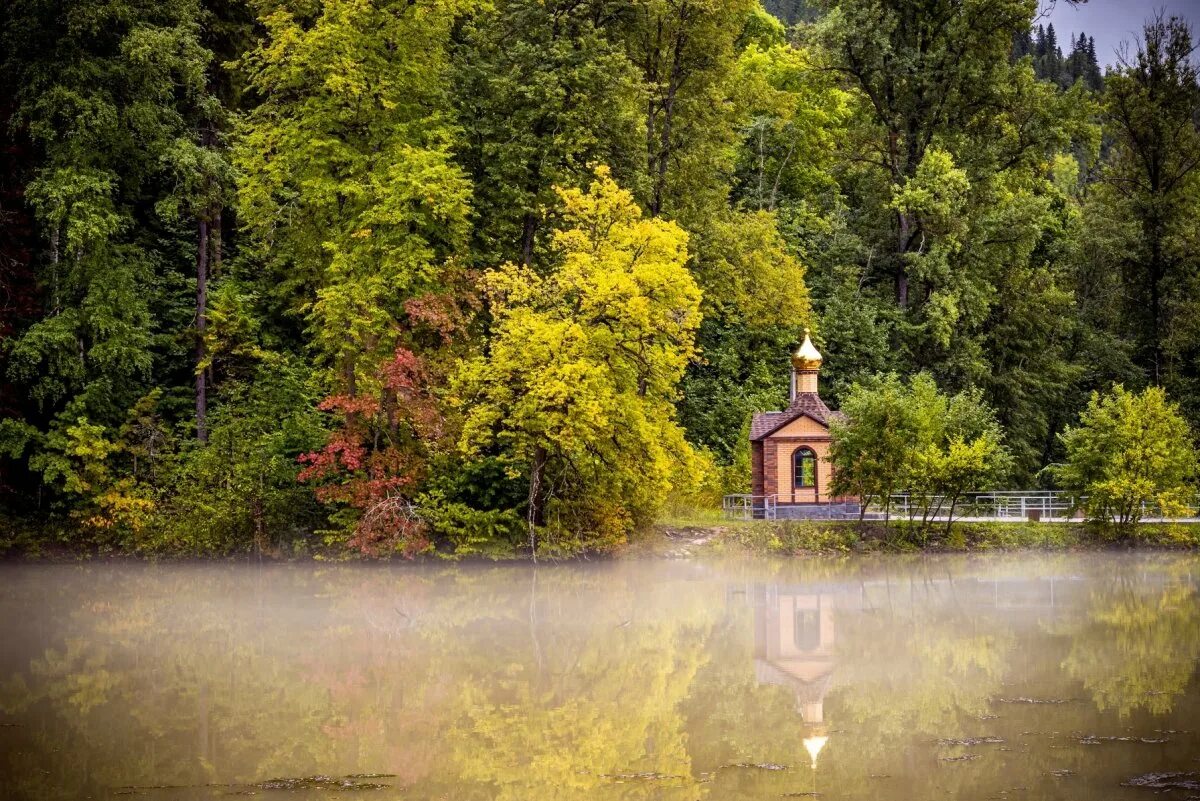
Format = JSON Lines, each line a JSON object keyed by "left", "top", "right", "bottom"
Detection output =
{"left": 651, "top": 24, "right": 685, "bottom": 218}
{"left": 195, "top": 217, "right": 209, "bottom": 442}
{"left": 520, "top": 211, "right": 537, "bottom": 267}
{"left": 527, "top": 445, "right": 547, "bottom": 563}
{"left": 896, "top": 210, "right": 911, "bottom": 308}
{"left": 644, "top": 16, "right": 662, "bottom": 213}
{"left": 1148, "top": 218, "right": 1164, "bottom": 384}
{"left": 208, "top": 208, "right": 221, "bottom": 390}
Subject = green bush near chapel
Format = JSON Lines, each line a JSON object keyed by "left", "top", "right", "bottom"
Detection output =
{"left": 1051, "top": 385, "right": 1198, "bottom": 534}
{"left": 829, "top": 373, "right": 1011, "bottom": 531}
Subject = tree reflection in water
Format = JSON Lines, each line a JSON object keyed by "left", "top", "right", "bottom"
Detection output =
{"left": 0, "top": 554, "right": 1198, "bottom": 801}
{"left": 1063, "top": 579, "right": 1200, "bottom": 718}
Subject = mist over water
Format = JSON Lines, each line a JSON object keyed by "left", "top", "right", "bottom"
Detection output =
{"left": 2, "top": 553, "right": 1199, "bottom": 800}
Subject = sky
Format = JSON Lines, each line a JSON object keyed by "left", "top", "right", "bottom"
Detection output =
{"left": 1040, "top": 0, "right": 1200, "bottom": 67}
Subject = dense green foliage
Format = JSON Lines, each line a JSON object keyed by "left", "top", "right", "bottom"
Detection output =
{"left": 1053, "top": 385, "right": 1197, "bottom": 530}
{"left": 2, "top": 0, "right": 1199, "bottom": 555}
{"left": 829, "top": 373, "right": 1011, "bottom": 531}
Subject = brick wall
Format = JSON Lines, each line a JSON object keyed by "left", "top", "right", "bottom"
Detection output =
{"left": 751, "top": 442, "right": 764, "bottom": 496}
{"left": 763, "top": 441, "right": 778, "bottom": 497}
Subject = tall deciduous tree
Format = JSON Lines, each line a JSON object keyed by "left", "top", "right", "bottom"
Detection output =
{"left": 807, "top": 0, "right": 1096, "bottom": 478}
{"left": 234, "top": 0, "right": 472, "bottom": 390}
{"left": 455, "top": 168, "right": 703, "bottom": 554}
{"left": 814, "top": 0, "right": 1036, "bottom": 308}
{"left": 157, "top": 101, "right": 231, "bottom": 443}
{"left": 1099, "top": 15, "right": 1200, "bottom": 391}
{"left": 451, "top": 0, "right": 644, "bottom": 268}
{"left": 234, "top": 0, "right": 474, "bottom": 552}
{"left": 625, "top": 0, "right": 755, "bottom": 223}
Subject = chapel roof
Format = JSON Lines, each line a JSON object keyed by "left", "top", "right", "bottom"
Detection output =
{"left": 754, "top": 658, "right": 835, "bottom": 705}
{"left": 749, "top": 392, "right": 844, "bottom": 441}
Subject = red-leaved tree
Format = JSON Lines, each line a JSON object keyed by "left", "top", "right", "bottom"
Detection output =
{"left": 299, "top": 345, "right": 444, "bottom": 556}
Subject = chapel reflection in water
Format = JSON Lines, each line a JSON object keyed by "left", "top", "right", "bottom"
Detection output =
{"left": 748, "top": 584, "right": 844, "bottom": 769}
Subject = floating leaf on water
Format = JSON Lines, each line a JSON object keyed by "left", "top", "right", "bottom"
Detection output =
{"left": 939, "top": 754, "right": 982, "bottom": 762}
{"left": 994, "top": 697, "right": 1074, "bottom": 705}
{"left": 1050, "top": 769, "right": 1075, "bottom": 777}
{"left": 937, "top": 736, "right": 1004, "bottom": 746}
{"left": 253, "top": 775, "right": 389, "bottom": 791}
{"left": 1123, "top": 772, "right": 1200, "bottom": 791}
{"left": 599, "top": 772, "right": 684, "bottom": 782}
{"left": 1077, "top": 735, "right": 1170, "bottom": 745}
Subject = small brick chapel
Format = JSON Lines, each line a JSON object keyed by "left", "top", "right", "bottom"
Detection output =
{"left": 749, "top": 332, "right": 856, "bottom": 514}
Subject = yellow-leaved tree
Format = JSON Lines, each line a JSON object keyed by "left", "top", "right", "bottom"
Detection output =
{"left": 454, "top": 167, "right": 705, "bottom": 555}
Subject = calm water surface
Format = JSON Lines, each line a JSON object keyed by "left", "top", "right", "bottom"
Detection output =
{"left": 2, "top": 553, "right": 1200, "bottom": 800}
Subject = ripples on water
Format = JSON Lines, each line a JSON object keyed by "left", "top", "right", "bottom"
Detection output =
{"left": 1, "top": 553, "right": 1198, "bottom": 800}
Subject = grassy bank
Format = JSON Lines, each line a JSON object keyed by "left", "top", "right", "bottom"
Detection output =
{"left": 9, "top": 509, "right": 1200, "bottom": 562}
{"left": 657, "top": 516, "right": 1200, "bottom": 556}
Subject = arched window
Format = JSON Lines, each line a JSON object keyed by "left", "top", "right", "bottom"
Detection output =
{"left": 794, "top": 608, "right": 821, "bottom": 651}
{"left": 793, "top": 447, "right": 817, "bottom": 489}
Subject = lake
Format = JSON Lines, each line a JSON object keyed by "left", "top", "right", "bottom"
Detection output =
{"left": 2, "top": 553, "right": 1199, "bottom": 800}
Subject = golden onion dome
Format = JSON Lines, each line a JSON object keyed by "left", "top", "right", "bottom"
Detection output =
{"left": 791, "top": 329, "right": 823, "bottom": 371}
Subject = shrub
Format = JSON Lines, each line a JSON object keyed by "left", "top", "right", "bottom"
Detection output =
{"left": 1052, "top": 385, "right": 1197, "bottom": 533}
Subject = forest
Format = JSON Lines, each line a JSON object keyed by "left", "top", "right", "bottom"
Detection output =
{"left": 1, "top": 0, "right": 1199, "bottom": 557}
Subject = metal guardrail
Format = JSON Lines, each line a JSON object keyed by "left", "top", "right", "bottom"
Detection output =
{"left": 723, "top": 490, "right": 1200, "bottom": 522}
{"left": 723, "top": 494, "right": 778, "bottom": 520}
{"left": 873, "top": 491, "right": 1080, "bottom": 521}
{"left": 869, "top": 491, "right": 1199, "bottom": 522}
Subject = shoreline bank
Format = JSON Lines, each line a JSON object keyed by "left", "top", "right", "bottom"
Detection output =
{"left": 7, "top": 518, "right": 1199, "bottom": 563}
{"left": 652, "top": 518, "right": 1200, "bottom": 558}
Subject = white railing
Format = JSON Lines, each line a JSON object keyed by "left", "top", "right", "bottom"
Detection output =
{"left": 872, "top": 491, "right": 1079, "bottom": 521}
{"left": 868, "top": 491, "right": 1199, "bottom": 522}
{"left": 723, "top": 494, "right": 778, "bottom": 520}
{"left": 724, "top": 491, "right": 1200, "bottom": 523}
